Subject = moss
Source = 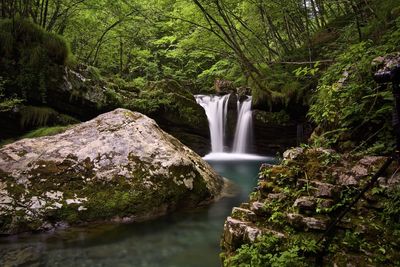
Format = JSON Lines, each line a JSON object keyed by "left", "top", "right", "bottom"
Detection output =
{"left": 21, "top": 126, "right": 70, "bottom": 139}
{"left": 223, "top": 147, "right": 400, "bottom": 266}
{"left": 104, "top": 88, "right": 123, "bottom": 107}
{"left": 0, "top": 18, "right": 70, "bottom": 103}
{"left": 259, "top": 165, "right": 298, "bottom": 187}
{"left": 0, "top": 143, "right": 214, "bottom": 233}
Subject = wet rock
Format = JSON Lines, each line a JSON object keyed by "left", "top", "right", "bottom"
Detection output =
{"left": 294, "top": 196, "right": 316, "bottom": 213}
{"left": 267, "top": 193, "right": 286, "bottom": 201}
{"left": 250, "top": 201, "right": 266, "bottom": 216}
{"left": 0, "top": 246, "right": 42, "bottom": 267}
{"left": 351, "top": 164, "right": 368, "bottom": 178}
{"left": 338, "top": 173, "right": 358, "bottom": 186}
{"left": 283, "top": 148, "right": 304, "bottom": 161}
{"left": 214, "top": 79, "right": 235, "bottom": 94}
{"left": 0, "top": 109, "right": 224, "bottom": 234}
{"left": 302, "top": 216, "right": 329, "bottom": 230}
{"left": 151, "top": 80, "right": 210, "bottom": 156}
{"left": 237, "top": 86, "right": 251, "bottom": 98}
{"left": 387, "top": 173, "right": 400, "bottom": 186}
{"left": 231, "top": 207, "right": 257, "bottom": 222}
{"left": 314, "top": 181, "right": 339, "bottom": 198}
{"left": 287, "top": 213, "right": 329, "bottom": 230}
{"left": 222, "top": 217, "right": 263, "bottom": 251}
{"left": 297, "top": 179, "right": 339, "bottom": 198}
{"left": 251, "top": 112, "right": 297, "bottom": 155}
{"left": 317, "top": 198, "right": 335, "bottom": 210}
{"left": 221, "top": 216, "right": 285, "bottom": 252}
{"left": 372, "top": 52, "right": 400, "bottom": 74}
{"left": 358, "top": 156, "right": 386, "bottom": 168}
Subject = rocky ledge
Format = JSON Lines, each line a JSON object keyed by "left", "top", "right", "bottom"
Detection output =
{"left": 221, "top": 147, "right": 400, "bottom": 266}
{"left": 0, "top": 108, "right": 224, "bottom": 235}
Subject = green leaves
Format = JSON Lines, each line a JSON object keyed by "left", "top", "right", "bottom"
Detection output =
{"left": 293, "top": 61, "right": 320, "bottom": 77}
{"left": 308, "top": 37, "right": 398, "bottom": 151}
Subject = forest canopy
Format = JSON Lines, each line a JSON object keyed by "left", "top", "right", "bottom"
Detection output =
{"left": 3, "top": 1, "right": 396, "bottom": 93}
{"left": 1, "top": 0, "right": 400, "bottom": 152}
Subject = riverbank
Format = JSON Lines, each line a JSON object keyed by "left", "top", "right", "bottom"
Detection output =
{"left": 221, "top": 147, "right": 400, "bottom": 266}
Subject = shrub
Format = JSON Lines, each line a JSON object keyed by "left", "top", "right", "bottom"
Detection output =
{"left": 308, "top": 39, "right": 396, "bottom": 153}
{"left": 224, "top": 234, "right": 309, "bottom": 267}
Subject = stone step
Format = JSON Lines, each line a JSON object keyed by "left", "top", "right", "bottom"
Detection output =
{"left": 250, "top": 201, "right": 266, "bottom": 216}
{"left": 293, "top": 196, "right": 337, "bottom": 215}
{"left": 287, "top": 212, "right": 329, "bottom": 231}
{"left": 267, "top": 193, "right": 286, "bottom": 201}
{"left": 221, "top": 216, "right": 285, "bottom": 252}
{"left": 231, "top": 207, "right": 257, "bottom": 222}
{"left": 297, "top": 179, "right": 339, "bottom": 198}
{"left": 240, "top": 202, "right": 250, "bottom": 209}
{"left": 293, "top": 196, "right": 316, "bottom": 214}
{"left": 316, "top": 198, "right": 335, "bottom": 213}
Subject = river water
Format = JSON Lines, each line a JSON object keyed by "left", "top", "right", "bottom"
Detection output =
{"left": 0, "top": 156, "right": 274, "bottom": 267}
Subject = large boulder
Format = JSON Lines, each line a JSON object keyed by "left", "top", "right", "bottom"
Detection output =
{"left": 0, "top": 109, "right": 224, "bottom": 235}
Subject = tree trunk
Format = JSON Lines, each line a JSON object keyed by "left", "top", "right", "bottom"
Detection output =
{"left": 119, "top": 36, "right": 123, "bottom": 75}
{"left": 42, "top": 0, "right": 49, "bottom": 28}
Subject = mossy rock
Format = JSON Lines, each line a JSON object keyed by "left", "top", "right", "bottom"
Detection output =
{"left": 0, "top": 109, "right": 224, "bottom": 235}
{"left": 222, "top": 147, "right": 400, "bottom": 266}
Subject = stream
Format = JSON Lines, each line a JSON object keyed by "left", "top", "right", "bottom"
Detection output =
{"left": 0, "top": 155, "right": 274, "bottom": 267}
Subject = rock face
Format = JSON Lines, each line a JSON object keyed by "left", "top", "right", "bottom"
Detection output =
{"left": 0, "top": 69, "right": 211, "bottom": 156}
{"left": 0, "top": 109, "right": 224, "bottom": 235}
{"left": 252, "top": 110, "right": 304, "bottom": 154}
{"left": 148, "top": 80, "right": 210, "bottom": 156}
{"left": 45, "top": 65, "right": 120, "bottom": 121}
{"left": 221, "top": 147, "right": 400, "bottom": 266}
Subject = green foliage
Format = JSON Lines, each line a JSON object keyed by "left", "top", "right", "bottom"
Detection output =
{"left": 341, "top": 231, "right": 363, "bottom": 252}
{"left": 0, "top": 76, "right": 23, "bottom": 112}
{"left": 198, "top": 59, "right": 244, "bottom": 88}
{"left": 293, "top": 62, "right": 320, "bottom": 77}
{"left": 123, "top": 79, "right": 204, "bottom": 125}
{"left": 126, "top": 88, "right": 173, "bottom": 114}
{"left": 383, "top": 186, "right": 400, "bottom": 223}
{"left": 224, "top": 234, "right": 316, "bottom": 267}
{"left": 308, "top": 38, "right": 397, "bottom": 151}
{"left": 86, "top": 66, "right": 103, "bottom": 81}
{"left": 0, "top": 18, "right": 70, "bottom": 103}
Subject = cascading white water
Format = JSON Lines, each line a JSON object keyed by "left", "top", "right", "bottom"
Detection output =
{"left": 195, "top": 94, "right": 230, "bottom": 152}
{"left": 195, "top": 94, "right": 253, "bottom": 154}
{"left": 232, "top": 96, "right": 253, "bottom": 153}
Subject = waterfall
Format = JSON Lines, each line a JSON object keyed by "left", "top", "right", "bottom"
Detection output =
{"left": 232, "top": 96, "right": 253, "bottom": 153}
{"left": 195, "top": 94, "right": 253, "bottom": 154}
{"left": 195, "top": 94, "right": 230, "bottom": 152}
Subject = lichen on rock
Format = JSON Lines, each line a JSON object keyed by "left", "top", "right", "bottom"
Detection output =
{"left": 0, "top": 108, "right": 224, "bottom": 235}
